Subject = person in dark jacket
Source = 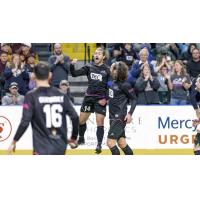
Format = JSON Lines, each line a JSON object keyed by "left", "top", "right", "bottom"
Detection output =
{"left": 180, "top": 43, "right": 197, "bottom": 64}
{"left": 122, "top": 43, "right": 138, "bottom": 69}
{"left": 128, "top": 48, "right": 156, "bottom": 87}
{"left": 187, "top": 48, "right": 200, "bottom": 114}
{"left": 135, "top": 63, "right": 160, "bottom": 104}
{"left": 0, "top": 51, "right": 9, "bottom": 103}
{"left": 4, "top": 54, "right": 29, "bottom": 95}
{"left": 48, "top": 43, "right": 70, "bottom": 87}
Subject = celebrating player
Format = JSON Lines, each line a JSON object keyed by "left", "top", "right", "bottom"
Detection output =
{"left": 107, "top": 61, "right": 137, "bottom": 155}
{"left": 8, "top": 62, "right": 79, "bottom": 155}
{"left": 70, "top": 47, "right": 110, "bottom": 154}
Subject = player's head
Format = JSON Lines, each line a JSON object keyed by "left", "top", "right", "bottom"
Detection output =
{"left": 33, "top": 62, "right": 51, "bottom": 81}
{"left": 111, "top": 61, "right": 128, "bottom": 81}
{"left": 93, "top": 47, "right": 107, "bottom": 65}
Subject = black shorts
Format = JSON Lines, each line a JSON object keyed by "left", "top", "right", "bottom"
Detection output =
{"left": 80, "top": 96, "right": 106, "bottom": 116}
{"left": 108, "top": 119, "right": 126, "bottom": 140}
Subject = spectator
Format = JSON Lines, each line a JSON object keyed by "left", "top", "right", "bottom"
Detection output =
{"left": 4, "top": 54, "right": 29, "bottom": 95}
{"left": 135, "top": 63, "right": 160, "bottom": 104}
{"left": 10, "top": 43, "right": 23, "bottom": 54}
{"left": 186, "top": 48, "right": 200, "bottom": 113}
{"left": 2, "top": 82, "right": 24, "bottom": 105}
{"left": 168, "top": 60, "right": 191, "bottom": 105}
{"left": 180, "top": 43, "right": 197, "bottom": 64}
{"left": 128, "top": 48, "right": 156, "bottom": 86}
{"left": 48, "top": 43, "right": 70, "bottom": 87}
{"left": 157, "top": 65, "right": 171, "bottom": 104}
{"left": 155, "top": 43, "right": 180, "bottom": 61}
{"left": 24, "top": 53, "right": 37, "bottom": 90}
{"left": 0, "top": 51, "right": 9, "bottom": 102}
{"left": 187, "top": 48, "right": 200, "bottom": 79}
{"left": 155, "top": 55, "right": 172, "bottom": 73}
{"left": 107, "top": 45, "right": 123, "bottom": 66}
{"left": 59, "top": 80, "right": 74, "bottom": 103}
{"left": 122, "top": 43, "right": 137, "bottom": 69}
{"left": 20, "top": 43, "right": 32, "bottom": 57}
{"left": 1, "top": 43, "right": 12, "bottom": 62}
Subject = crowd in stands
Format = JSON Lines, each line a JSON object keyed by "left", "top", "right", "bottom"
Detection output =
{"left": 1, "top": 43, "right": 200, "bottom": 106}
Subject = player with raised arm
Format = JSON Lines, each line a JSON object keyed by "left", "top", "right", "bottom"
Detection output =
{"left": 107, "top": 62, "right": 137, "bottom": 155}
{"left": 70, "top": 47, "right": 110, "bottom": 154}
{"left": 8, "top": 62, "right": 79, "bottom": 155}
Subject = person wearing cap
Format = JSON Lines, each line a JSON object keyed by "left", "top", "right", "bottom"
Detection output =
{"left": 2, "top": 82, "right": 24, "bottom": 105}
{"left": 23, "top": 53, "right": 37, "bottom": 91}
{"left": 59, "top": 80, "right": 74, "bottom": 103}
{"left": 48, "top": 43, "right": 70, "bottom": 88}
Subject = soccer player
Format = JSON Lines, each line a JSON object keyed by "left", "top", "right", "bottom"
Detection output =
{"left": 70, "top": 47, "right": 110, "bottom": 154}
{"left": 107, "top": 61, "right": 137, "bottom": 155}
{"left": 8, "top": 62, "right": 79, "bottom": 155}
{"left": 192, "top": 76, "right": 200, "bottom": 155}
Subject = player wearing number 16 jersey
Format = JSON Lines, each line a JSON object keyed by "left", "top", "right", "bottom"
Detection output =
{"left": 8, "top": 62, "right": 79, "bottom": 155}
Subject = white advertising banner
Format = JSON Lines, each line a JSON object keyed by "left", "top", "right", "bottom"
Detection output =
{"left": 0, "top": 105, "right": 197, "bottom": 150}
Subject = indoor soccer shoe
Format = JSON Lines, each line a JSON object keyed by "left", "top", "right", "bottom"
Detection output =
{"left": 78, "top": 136, "right": 85, "bottom": 145}
{"left": 95, "top": 145, "right": 102, "bottom": 154}
{"left": 68, "top": 139, "right": 78, "bottom": 149}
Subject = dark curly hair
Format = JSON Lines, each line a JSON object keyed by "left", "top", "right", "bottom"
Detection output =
{"left": 111, "top": 61, "right": 128, "bottom": 81}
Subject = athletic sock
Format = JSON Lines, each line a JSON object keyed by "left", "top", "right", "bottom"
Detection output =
{"left": 96, "top": 126, "right": 104, "bottom": 147}
{"left": 110, "top": 145, "right": 120, "bottom": 155}
{"left": 122, "top": 145, "right": 134, "bottom": 155}
{"left": 79, "top": 123, "right": 86, "bottom": 137}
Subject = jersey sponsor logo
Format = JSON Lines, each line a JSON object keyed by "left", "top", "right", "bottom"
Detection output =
{"left": 109, "top": 89, "right": 114, "bottom": 98}
{"left": 90, "top": 73, "right": 102, "bottom": 81}
{"left": 23, "top": 103, "right": 29, "bottom": 110}
{"left": 39, "top": 96, "right": 64, "bottom": 103}
{"left": 0, "top": 116, "right": 12, "bottom": 142}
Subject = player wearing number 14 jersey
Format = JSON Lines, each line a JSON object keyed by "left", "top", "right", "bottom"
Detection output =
{"left": 70, "top": 47, "right": 110, "bottom": 154}
{"left": 8, "top": 62, "right": 79, "bottom": 155}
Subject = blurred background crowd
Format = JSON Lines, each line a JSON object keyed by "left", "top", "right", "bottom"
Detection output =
{"left": 0, "top": 43, "right": 200, "bottom": 106}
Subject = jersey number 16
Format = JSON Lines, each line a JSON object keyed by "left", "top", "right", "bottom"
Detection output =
{"left": 43, "top": 104, "right": 63, "bottom": 128}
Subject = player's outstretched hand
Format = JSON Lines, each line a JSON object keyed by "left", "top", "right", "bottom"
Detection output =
{"left": 124, "top": 113, "right": 132, "bottom": 124}
{"left": 8, "top": 141, "right": 16, "bottom": 155}
{"left": 71, "top": 58, "right": 78, "bottom": 65}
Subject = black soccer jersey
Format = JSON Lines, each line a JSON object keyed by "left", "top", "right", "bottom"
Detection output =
{"left": 108, "top": 80, "right": 137, "bottom": 120}
{"left": 70, "top": 63, "right": 110, "bottom": 99}
{"left": 13, "top": 86, "right": 78, "bottom": 155}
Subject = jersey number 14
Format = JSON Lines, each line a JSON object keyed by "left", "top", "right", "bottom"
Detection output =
{"left": 43, "top": 104, "right": 63, "bottom": 128}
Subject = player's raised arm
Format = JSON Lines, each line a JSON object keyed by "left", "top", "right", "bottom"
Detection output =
{"left": 70, "top": 58, "right": 89, "bottom": 77}
{"left": 8, "top": 93, "right": 34, "bottom": 154}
